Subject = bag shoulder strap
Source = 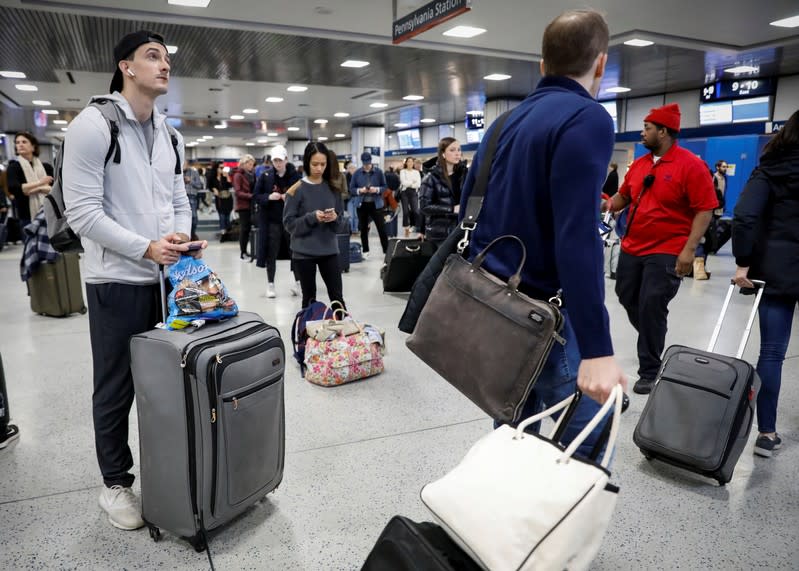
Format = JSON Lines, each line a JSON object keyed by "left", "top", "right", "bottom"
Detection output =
{"left": 165, "top": 122, "right": 182, "bottom": 176}
{"left": 461, "top": 109, "right": 515, "bottom": 231}
{"left": 89, "top": 98, "right": 122, "bottom": 166}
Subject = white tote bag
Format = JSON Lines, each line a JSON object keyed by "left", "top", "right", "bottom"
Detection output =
{"left": 421, "top": 386, "right": 623, "bottom": 571}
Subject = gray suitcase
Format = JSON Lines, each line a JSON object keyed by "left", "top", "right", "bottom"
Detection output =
{"left": 633, "top": 281, "right": 764, "bottom": 485}
{"left": 130, "top": 310, "right": 285, "bottom": 551}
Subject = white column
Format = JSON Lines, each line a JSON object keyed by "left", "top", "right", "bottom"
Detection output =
{"left": 351, "top": 126, "right": 386, "bottom": 168}
{"left": 485, "top": 99, "right": 523, "bottom": 128}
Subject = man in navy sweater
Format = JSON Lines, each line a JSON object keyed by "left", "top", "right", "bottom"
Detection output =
{"left": 459, "top": 9, "right": 626, "bottom": 456}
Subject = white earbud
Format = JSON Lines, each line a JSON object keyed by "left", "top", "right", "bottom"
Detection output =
{"left": 127, "top": 69, "right": 135, "bottom": 77}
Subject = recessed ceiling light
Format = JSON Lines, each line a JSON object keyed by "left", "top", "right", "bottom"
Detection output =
{"left": 32, "top": 100, "right": 51, "bottom": 105}
{"left": 318, "top": 136, "right": 328, "bottom": 141}
{"left": 314, "top": 118, "right": 328, "bottom": 124}
{"left": 443, "top": 26, "right": 486, "bottom": 38}
{"left": 605, "top": 86, "right": 631, "bottom": 93}
{"left": 724, "top": 65, "right": 759, "bottom": 74}
{"left": 341, "top": 60, "right": 370, "bottom": 68}
{"left": 335, "top": 133, "right": 345, "bottom": 137}
{"left": 214, "top": 123, "right": 227, "bottom": 129}
{"left": 15, "top": 84, "right": 37, "bottom": 91}
{"left": 53, "top": 119, "right": 68, "bottom": 125}
{"left": 202, "top": 135, "right": 213, "bottom": 139}
{"left": 369, "top": 102, "right": 388, "bottom": 109}
{"left": 484, "top": 73, "right": 511, "bottom": 81}
{"left": 0, "top": 71, "right": 26, "bottom": 79}
{"left": 60, "top": 127, "right": 68, "bottom": 131}
{"left": 420, "top": 118, "right": 436, "bottom": 123}
{"left": 394, "top": 123, "right": 409, "bottom": 128}
{"left": 242, "top": 108, "right": 258, "bottom": 114}
{"left": 246, "top": 142, "right": 255, "bottom": 146}
{"left": 287, "top": 85, "right": 308, "bottom": 92}
{"left": 267, "top": 132, "right": 278, "bottom": 136}
{"left": 403, "top": 95, "right": 424, "bottom": 101}
{"left": 166, "top": 45, "right": 179, "bottom": 54}
{"left": 230, "top": 114, "right": 245, "bottom": 120}
{"left": 257, "top": 138, "right": 268, "bottom": 143}
{"left": 770, "top": 15, "right": 799, "bottom": 28}
{"left": 265, "top": 97, "right": 284, "bottom": 103}
{"left": 624, "top": 39, "right": 654, "bottom": 47}
{"left": 287, "top": 126, "right": 300, "bottom": 132}
{"left": 42, "top": 109, "right": 59, "bottom": 115}
{"left": 334, "top": 112, "right": 350, "bottom": 118}
{"left": 167, "top": 0, "right": 211, "bottom": 7}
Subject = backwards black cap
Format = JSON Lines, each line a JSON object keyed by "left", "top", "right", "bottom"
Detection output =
{"left": 109, "top": 30, "right": 167, "bottom": 93}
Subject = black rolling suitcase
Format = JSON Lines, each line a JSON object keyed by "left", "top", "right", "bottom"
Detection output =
{"left": 381, "top": 237, "right": 435, "bottom": 292}
{"left": 633, "top": 280, "right": 764, "bottom": 485}
{"left": 337, "top": 233, "right": 351, "bottom": 273}
{"left": 362, "top": 516, "right": 480, "bottom": 571}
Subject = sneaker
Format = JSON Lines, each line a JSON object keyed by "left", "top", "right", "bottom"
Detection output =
{"left": 98, "top": 485, "right": 145, "bottom": 530}
{"left": 0, "top": 424, "right": 20, "bottom": 450}
{"left": 754, "top": 433, "right": 782, "bottom": 458}
{"left": 633, "top": 378, "right": 656, "bottom": 395}
{"left": 267, "top": 283, "right": 276, "bottom": 298}
{"left": 363, "top": 252, "right": 371, "bottom": 260}
{"left": 290, "top": 281, "right": 301, "bottom": 297}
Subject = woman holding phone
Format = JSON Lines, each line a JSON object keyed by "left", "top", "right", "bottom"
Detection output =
{"left": 284, "top": 142, "right": 348, "bottom": 309}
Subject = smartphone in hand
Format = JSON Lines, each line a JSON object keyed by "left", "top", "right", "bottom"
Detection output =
{"left": 186, "top": 242, "right": 204, "bottom": 251}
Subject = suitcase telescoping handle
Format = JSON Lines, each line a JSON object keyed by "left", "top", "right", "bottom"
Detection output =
{"left": 158, "top": 264, "right": 168, "bottom": 324}
{"left": 707, "top": 279, "right": 765, "bottom": 359}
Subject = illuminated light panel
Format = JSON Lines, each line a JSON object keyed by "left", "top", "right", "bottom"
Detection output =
{"left": 484, "top": 73, "right": 511, "bottom": 81}
{"left": 341, "top": 60, "right": 370, "bottom": 68}
{"left": 624, "top": 39, "right": 654, "bottom": 47}
{"left": 443, "top": 26, "right": 486, "bottom": 38}
{"left": 287, "top": 85, "right": 308, "bottom": 92}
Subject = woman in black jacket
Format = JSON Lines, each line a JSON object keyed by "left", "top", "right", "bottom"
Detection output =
{"left": 6, "top": 132, "right": 54, "bottom": 228}
{"left": 732, "top": 109, "right": 799, "bottom": 458}
{"left": 419, "top": 137, "right": 468, "bottom": 246}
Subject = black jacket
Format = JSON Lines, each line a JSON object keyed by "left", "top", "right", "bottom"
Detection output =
{"left": 419, "top": 162, "right": 467, "bottom": 241}
{"left": 254, "top": 163, "right": 300, "bottom": 224}
{"left": 6, "top": 159, "right": 54, "bottom": 221}
{"left": 732, "top": 148, "right": 799, "bottom": 297}
{"left": 602, "top": 169, "right": 618, "bottom": 197}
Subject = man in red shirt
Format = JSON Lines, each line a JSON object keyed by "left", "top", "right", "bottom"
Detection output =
{"left": 606, "top": 103, "right": 717, "bottom": 394}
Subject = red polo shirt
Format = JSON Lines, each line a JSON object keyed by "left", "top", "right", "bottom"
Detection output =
{"left": 619, "top": 143, "right": 717, "bottom": 256}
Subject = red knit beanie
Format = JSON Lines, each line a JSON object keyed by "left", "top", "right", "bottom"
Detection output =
{"left": 644, "top": 103, "right": 681, "bottom": 132}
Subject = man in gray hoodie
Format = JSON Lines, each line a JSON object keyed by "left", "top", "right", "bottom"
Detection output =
{"left": 63, "top": 31, "right": 202, "bottom": 531}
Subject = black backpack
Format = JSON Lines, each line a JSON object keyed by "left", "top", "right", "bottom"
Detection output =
{"left": 44, "top": 98, "right": 181, "bottom": 253}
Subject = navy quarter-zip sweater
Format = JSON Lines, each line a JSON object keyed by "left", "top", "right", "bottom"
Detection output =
{"left": 459, "top": 76, "right": 614, "bottom": 358}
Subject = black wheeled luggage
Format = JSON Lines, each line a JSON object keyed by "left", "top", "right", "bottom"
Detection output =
{"left": 28, "top": 252, "right": 87, "bottom": 317}
{"left": 130, "top": 310, "right": 285, "bottom": 550}
{"left": 362, "top": 516, "right": 481, "bottom": 571}
{"left": 633, "top": 280, "right": 764, "bottom": 485}
{"left": 337, "top": 233, "right": 351, "bottom": 273}
{"left": 381, "top": 237, "right": 435, "bottom": 292}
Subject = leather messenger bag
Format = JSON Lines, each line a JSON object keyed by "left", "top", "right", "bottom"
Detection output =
{"left": 406, "top": 235, "right": 565, "bottom": 424}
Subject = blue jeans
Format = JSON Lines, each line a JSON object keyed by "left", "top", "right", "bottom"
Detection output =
{"left": 496, "top": 312, "right": 609, "bottom": 461}
{"left": 346, "top": 200, "right": 359, "bottom": 233}
{"left": 218, "top": 211, "right": 231, "bottom": 231}
{"left": 188, "top": 194, "right": 199, "bottom": 238}
{"left": 755, "top": 295, "right": 797, "bottom": 433}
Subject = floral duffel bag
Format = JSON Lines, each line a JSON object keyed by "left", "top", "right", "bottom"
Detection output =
{"left": 303, "top": 312, "right": 385, "bottom": 386}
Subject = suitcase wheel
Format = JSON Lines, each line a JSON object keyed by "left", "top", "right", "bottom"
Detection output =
{"left": 147, "top": 524, "right": 161, "bottom": 542}
{"left": 79, "top": 306, "right": 87, "bottom": 315}
{"left": 716, "top": 478, "right": 727, "bottom": 487}
{"left": 188, "top": 534, "right": 207, "bottom": 553}
{"left": 643, "top": 453, "right": 653, "bottom": 461}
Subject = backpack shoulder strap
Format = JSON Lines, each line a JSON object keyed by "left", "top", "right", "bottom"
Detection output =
{"left": 165, "top": 123, "right": 182, "bottom": 175}
{"left": 89, "top": 97, "right": 122, "bottom": 166}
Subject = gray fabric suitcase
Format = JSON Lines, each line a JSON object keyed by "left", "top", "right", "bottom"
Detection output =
{"left": 130, "top": 311, "right": 285, "bottom": 550}
{"left": 633, "top": 281, "right": 764, "bottom": 485}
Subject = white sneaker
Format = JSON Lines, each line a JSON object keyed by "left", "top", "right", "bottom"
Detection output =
{"left": 267, "top": 283, "right": 276, "bottom": 298}
{"left": 98, "top": 485, "right": 145, "bottom": 530}
{"left": 290, "top": 281, "right": 301, "bottom": 297}
{"left": 363, "top": 252, "right": 371, "bottom": 260}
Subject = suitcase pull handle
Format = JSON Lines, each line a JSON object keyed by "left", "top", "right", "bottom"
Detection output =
{"left": 707, "top": 280, "right": 765, "bottom": 358}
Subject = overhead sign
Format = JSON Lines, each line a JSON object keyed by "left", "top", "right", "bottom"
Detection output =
{"left": 393, "top": 0, "right": 471, "bottom": 44}
{"left": 701, "top": 78, "right": 776, "bottom": 102}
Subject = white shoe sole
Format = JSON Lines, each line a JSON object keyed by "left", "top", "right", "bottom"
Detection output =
{"left": 105, "top": 513, "right": 145, "bottom": 531}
